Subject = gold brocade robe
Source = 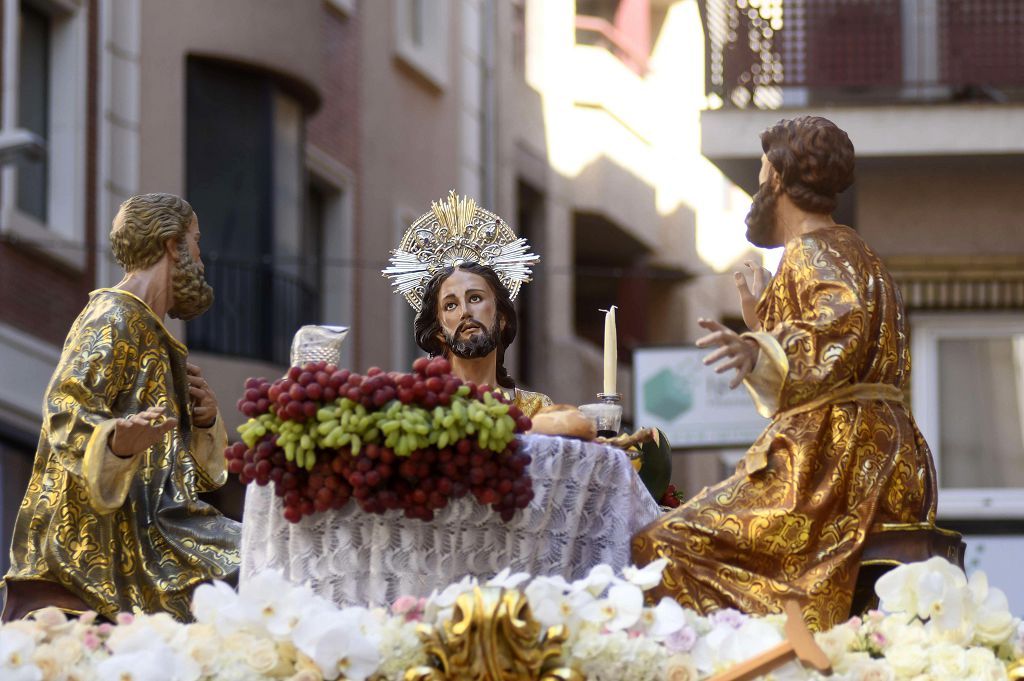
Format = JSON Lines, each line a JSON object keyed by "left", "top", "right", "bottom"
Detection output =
{"left": 5, "top": 289, "right": 240, "bottom": 621}
{"left": 632, "top": 226, "right": 938, "bottom": 630}
{"left": 512, "top": 388, "right": 552, "bottom": 419}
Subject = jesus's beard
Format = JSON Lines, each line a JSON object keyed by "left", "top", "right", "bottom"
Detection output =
{"left": 744, "top": 182, "right": 781, "bottom": 248}
{"left": 443, "top": 319, "right": 500, "bottom": 359}
{"left": 168, "top": 243, "right": 214, "bottom": 321}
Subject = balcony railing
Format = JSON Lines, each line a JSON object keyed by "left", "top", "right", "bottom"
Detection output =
{"left": 700, "top": 0, "right": 1024, "bottom": 109}
{"left": 188, "top": 257, "right": 321, "bottom": 366}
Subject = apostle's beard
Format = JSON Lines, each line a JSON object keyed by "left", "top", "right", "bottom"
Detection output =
{"left": 744, "top": 182, "right": 781, "bottom": 248}
{"left": 168, "top": 242, "right": 214, "bottom": 321}
{"left": 442, "top": 319, "right": 500, "bottom": 359}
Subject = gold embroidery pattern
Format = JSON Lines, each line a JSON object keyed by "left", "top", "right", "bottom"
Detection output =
{"left": 5, "top": 289, "right": 240, "bottom": 621}
{"left": 514, "top": 389, "right": 553, "bottom": 420}
{"left": 632, "top": 227, "right": 938, "bottom": 631}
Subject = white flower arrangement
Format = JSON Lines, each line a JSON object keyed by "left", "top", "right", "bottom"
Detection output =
{"left": 0, "top": 557, "right": 1020, "bottom": 680}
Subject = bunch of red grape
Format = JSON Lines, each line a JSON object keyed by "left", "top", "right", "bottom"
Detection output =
{"left": 224, "top": 357, "right": 534, "bottom": 524}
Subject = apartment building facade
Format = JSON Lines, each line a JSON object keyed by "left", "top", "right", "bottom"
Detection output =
{"left": 698, "top": 0, "right": 1024, "bottom": 606}
{"left": 0, "top": 0, "right": 752, "bottom": 570}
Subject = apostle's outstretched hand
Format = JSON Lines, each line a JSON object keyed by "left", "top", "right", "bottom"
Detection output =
{"left": 695, "top": 318, "right": 759, "bottom": 389}
{"left": 109, "top": 405, "right": 178, "bottom": 458}
{"left": 734, "top": 260, "right": 772, "bottom": 331}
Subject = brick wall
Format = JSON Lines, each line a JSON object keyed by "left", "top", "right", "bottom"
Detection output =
{"left": 0, "top": 0, "right": 99, "bottom": 347}
{"left": 306, "top": 6, "right": 362, "bottom": 361}
{"left": 308, "top": 8, "right": 361, "bottom": 173}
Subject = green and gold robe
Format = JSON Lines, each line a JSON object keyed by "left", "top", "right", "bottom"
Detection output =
{"left": 632, "top": 226, "right": 937, "bottom": 630}
{"left": 5, "top": 288, "right": 240, "bottom": 621}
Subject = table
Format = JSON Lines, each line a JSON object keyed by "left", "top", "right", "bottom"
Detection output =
{"left": 239, "top": 434, "right": 662, "bottom": 606}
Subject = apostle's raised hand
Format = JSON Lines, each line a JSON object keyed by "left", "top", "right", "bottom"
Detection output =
{"left": 695, "top": 318, "right": 759, "bottom": 389}
{"left": 109, "top": 405, "right": 178, "bottom": 458}
{"left": 734, "top": 260, "right": 771, "bottom": 331}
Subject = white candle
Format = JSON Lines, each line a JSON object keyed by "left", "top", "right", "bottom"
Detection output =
{"left": 603, "top": 306, "right": 617, "bottom": 395}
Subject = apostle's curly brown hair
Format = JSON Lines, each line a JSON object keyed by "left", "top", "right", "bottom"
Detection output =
{"left": 760, "top": 116, "right": 855, "bottom": 214}
{"left": 110, "top": 193, "right": 195, "bottom": 272}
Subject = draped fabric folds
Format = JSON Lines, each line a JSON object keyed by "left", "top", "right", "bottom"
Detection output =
{"left": 632, "top": 226, "right": 938, "bottom": 631}
{"left": 5, "top": 289, "right": 240, "bottom": 621}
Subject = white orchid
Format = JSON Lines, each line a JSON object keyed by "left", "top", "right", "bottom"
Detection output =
{"left": 691, "top": 617, "right": 782, "bottom": 675}
{"left": 525, "top": 577, "right": 595, "bottom": 630}
{"left": 968, "top": 570, "right": 1017, "bottom": 646}
{"left": 103, "top": 619, "right": 200, "bottom": 681}
{"left": 622, "top": 559, "right": 669, "bottom": 591}
{"left": 191, "top": 578, "right": 243, "bottom": 634}
{"left": 236, "top": 569, "right": 322, "bottom": 638}
{"left": 573, "top": 563, "right": 621, "bottom": 597}
{"left": 0, "top": 627, "right": 41, "bottom": 681}
{"left": 875, "top": 559, "right": 928, "bottom": 616}
{"left": 2, "top": 559, "right": 1023, "bottom": 681}
{"left": 292, "top": 608, "right": 381, "bottom": 681}
{"left": 638, "top": 597, "right": 687, "bottom": 639}
{"left": 486, "top": 567, "right": 532, "bottom": 590}
{"left": 579, "top": 583, "right": 644, "bottom": 632}
{"left": 98, "top": 632, "right": 199, "bottom": 681}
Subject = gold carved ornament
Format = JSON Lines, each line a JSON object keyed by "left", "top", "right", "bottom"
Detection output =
{"left": 404, "top": 586, "right": 583, "bottom": 681}
{"left": 382, "top": 190, "right": 540, "bottom": 312}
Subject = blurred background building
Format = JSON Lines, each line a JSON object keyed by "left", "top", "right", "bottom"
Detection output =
{"left": 0, "top": 0, "right": 1021, "bottom": 607}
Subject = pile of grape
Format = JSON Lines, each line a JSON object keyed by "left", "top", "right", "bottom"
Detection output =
{"left": 224, "top": 357, "right": 534, "bottom": 524}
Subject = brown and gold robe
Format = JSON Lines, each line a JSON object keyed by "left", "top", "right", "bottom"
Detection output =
{"left": 632, "top": 226, "right": 937, "bottom": 630}
{"left": 5, "top": 289, "right": 239, "bottom": 621}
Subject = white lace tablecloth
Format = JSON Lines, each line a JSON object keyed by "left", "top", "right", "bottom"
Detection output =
{"left": 240, "top": 434, "right": 661, "bottom": 606}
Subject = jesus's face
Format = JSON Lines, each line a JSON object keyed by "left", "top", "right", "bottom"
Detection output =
{"left": 436, "top": 268, "right": 502, "bottom": 359}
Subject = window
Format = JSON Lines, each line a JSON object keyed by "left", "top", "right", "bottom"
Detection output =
{"left": 511, "top": 0, "right": 526, "bottom": 74}
{"left": 2, "top": 0, "right": 88, "bottom": 269}
{"left": 185, "top": 58, "right": 318, "bottom": 366}
{"left": 0, "top": 433, "right": 34, "bottom": 575}
{"left": 911, "top": 313, "right": 1024, "bottom": 519}
{"left": 573, "top": 211, "right": 651, "bottom": 355}
{"left": 306, "top": 143, "right": 356, "bottom": 369}
{"left": 516, "top": 180, "right": 545, "bottom": 386}
{"left": 16, "top": 2, "right": 48, "bottom": 222}
{"left": 393, "top": 0, "right": 449, "bottom": 88}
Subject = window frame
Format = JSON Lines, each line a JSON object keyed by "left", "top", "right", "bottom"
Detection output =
{"left": 393, "top": 0, "right": 449, "bottom": 90}
{"left": 910, "top": 311, "right": 1024, "bottom": 520}
{"left": 1, "top": 0, "right": 88, "bottom": 271}
{"left": 305, "top": 143, "right": 356, "bottom": 370}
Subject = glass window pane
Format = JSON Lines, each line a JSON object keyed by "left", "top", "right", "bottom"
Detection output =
{"left": 185, "top": 58, "right": 274, "bottom": 362}
{"left": 938, "top": 336, "right": 1024, "bottom": 488}
{"left": 17, "top": 3, "right": 50, "bottom": 223}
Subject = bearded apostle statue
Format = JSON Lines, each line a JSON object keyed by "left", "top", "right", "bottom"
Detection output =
{"left": 3, "top": 193, "right": 240, "bottom": 622}
{"left": 633, "top": 117, "right": 938, "bottom": 631}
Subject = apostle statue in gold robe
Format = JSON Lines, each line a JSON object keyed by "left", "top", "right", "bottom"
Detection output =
{"left": 2, "top": 193, "right": 240, "bottom": 622}
{"left": 632, "top": 116, "right": 938, "bottom": 630}
{"left": 384, "top": 191, "right": 551, "bottom": 417}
